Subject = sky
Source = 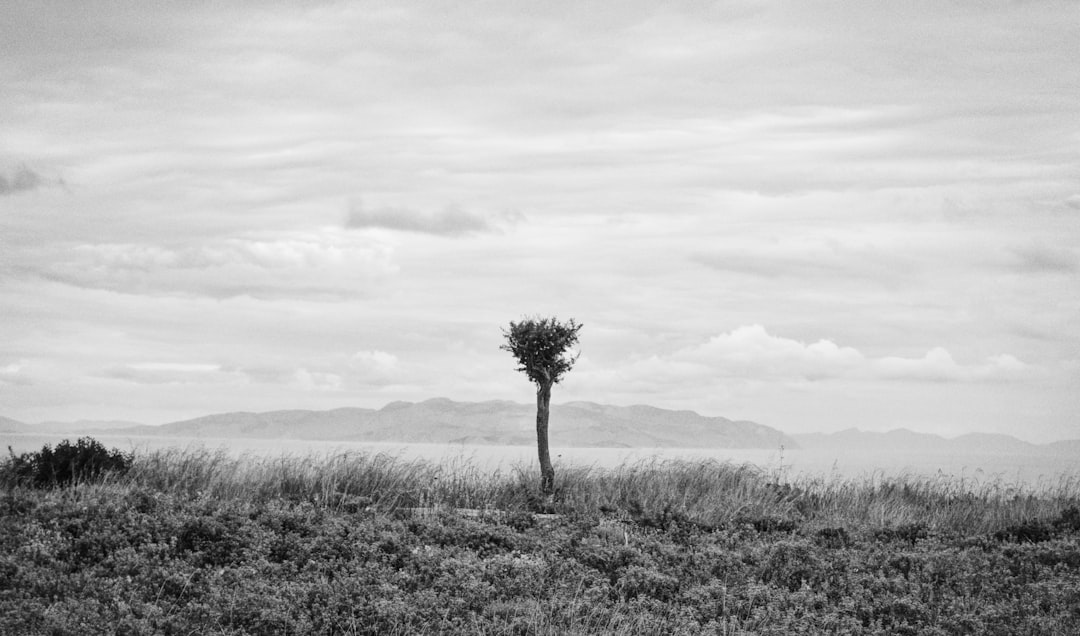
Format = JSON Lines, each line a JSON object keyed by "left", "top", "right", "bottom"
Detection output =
{"left": 1, "top": 1, "right": 1078, "bottom": 442}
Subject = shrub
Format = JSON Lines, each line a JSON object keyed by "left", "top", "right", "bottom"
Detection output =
{"left": 816, "top": 526, "right": 852, "bottom": 549}
{"left": 993, "top": 521, "right": 1053, "bottom": 544}
{"left": 875, "top": 523, "right": 929, "bottom": 546}
{"left": 1054, "top": 506, "right": 1080, "bottom": 533}
{"left": 175, "top": 514, "right": 248, "bottom": 566}
{"left": 742, "top": 516, "right": 799, "bottom": 534}
{"left": 3, "top": 437, "right": 133, "bottom": 488}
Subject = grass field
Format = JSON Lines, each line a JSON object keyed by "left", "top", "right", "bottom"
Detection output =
{"left": 2, "top": 444, "right": 1079, "bottom": 634}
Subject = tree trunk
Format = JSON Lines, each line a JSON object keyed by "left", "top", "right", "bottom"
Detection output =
{"left": 535, "top": 380, "right": 555, "bottom": 496}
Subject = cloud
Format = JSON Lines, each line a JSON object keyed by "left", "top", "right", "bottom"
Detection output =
{"left": 690, "top": 240, "right": 914, "bottom": 287}
{"left": 0, "top": 361, "right": 31, "bottom": 386}
{"left": 71, "top": 237, "right": 353, "bottom": 271}
{"left": 0, "top": 166, "right": 45, "bottom": 195}
{"left": 579, "top": 326, "right": 1036, "bottom": 392}
{"left": 1010, "top": 244, "right": 1078, "bottom": 274}
{"left": 128, "top": 362, "right": 221, "bottom": 372}
{"left": 351, "top": 349, "right": 398, "bottom": 370}
{"left": 348, "top": 349, "right": 402, "bottom": 386}
{"left": 680, "top": 325, "right": 866, "bottom": 381}
{"left": 874, "top": 349, "right": 1031, "bottom": 382}
{"left": 101, "top": 362, "right": 227, "bottom": 385}
{"left": 292, "top": 368, "right": 343, "bottom": 392}
{"left": 0, "top": 2, "right": 1076, "bottom": 441}
{"left": 346, "top": 203, "right": 521, "bottom": 236}
{"left": 39, "top": 231, "right": 397, "bottom": 299}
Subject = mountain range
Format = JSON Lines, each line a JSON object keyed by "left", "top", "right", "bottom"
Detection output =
{"left": 2, "top": 398, "right": 790, "bottom": 449}
{"left": 792, "top": 428, "right": 1079, "bottom": 456}
{"left": 2, "top": 399, "right": 1076, "bottom": 454}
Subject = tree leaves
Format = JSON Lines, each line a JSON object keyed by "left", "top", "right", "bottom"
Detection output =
{"left": 500, "top": 316, "right": 582, "bottom": 387}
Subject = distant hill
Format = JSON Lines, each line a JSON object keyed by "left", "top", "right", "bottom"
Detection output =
{"left": 104, "top": 398, "right": 796, "bottom": 449}
{"left": 0, "top": 416, "right": 28, "bottom": 434}
{"left": 0, "top": 417, "right": 143, "bottom": 435}
{"left": 4, "top": 402, "right": 1076, "bottom": 453}
{"left": 36, "top": 420, "right": 145, "bottom": 433}
{"left": 120, "top": 408, "right": 378, "bottom": 441}
{"left": 791, "top": 428, "right": 1055, "bottom": 455}
{"left": 1049, "top": 439, "right": 1080, "bottom": 455}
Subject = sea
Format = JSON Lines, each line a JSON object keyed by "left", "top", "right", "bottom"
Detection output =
{"left": 3, "top": 432, "right": 1077, "bottom": 492}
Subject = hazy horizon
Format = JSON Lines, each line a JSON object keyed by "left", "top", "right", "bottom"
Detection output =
{"left": 2, "top": 2, "right": 1078, "bottom": 443}
{"left": 4, "top": 395, "right": 1079, "bottom": 447}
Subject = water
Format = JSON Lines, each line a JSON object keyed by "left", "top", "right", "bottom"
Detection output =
{"left": 4, "top": 432, "right": 1077, "bottom": 491}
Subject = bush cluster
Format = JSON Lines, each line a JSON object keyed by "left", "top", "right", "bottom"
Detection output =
{"left": 3, "top": 437, "right": 133, "bottom": 488}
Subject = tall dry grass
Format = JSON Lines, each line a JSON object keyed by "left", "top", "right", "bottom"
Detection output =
{"left": 106, "top": 446, "right": 1080, "bottom": 534}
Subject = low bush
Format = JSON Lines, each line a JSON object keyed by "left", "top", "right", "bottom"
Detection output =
{"left": 3, "top": 437, "right": 133, "bottom": 488}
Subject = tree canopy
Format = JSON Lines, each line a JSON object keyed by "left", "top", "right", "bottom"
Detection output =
{"left": 500, "top": 317, "right": 583, "bottom": 387}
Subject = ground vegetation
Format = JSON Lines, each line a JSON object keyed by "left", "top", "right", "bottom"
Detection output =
{"left": 1, "top": 441, "right": 1078, "bottom": 634}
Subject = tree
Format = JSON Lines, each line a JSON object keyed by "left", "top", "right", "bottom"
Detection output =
{"left": 501, "top": 316, "right": 582, "bottom": 496}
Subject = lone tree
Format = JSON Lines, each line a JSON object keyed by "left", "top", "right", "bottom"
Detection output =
{"left": 501, "top": 316, "right": 582, "bottom": 495}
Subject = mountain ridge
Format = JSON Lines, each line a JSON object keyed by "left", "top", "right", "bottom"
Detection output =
{"left": 1, "top": 399, "right": 794, "bottom": 450}
{"left": 791, "top": 428, "right": 1053, "bottom": 455}
{"left": 2, "top": 400, "right": 1076, "bottom": 452}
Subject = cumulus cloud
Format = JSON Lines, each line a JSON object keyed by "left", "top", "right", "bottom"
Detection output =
{"left": 674, "top": 325, "right": 865, "bottom": 381}
{"left": 0, "top": 361, "right": 31, "bottom": 386}
{"left": 346, "top": 203, "right": 521, "bottom": 236}
{"left": 873, "top": 349, "right": 1030, "bottom": 382}
{"left": 707, "top": 326, "right": 859, "bottom": 371}
{"left": 347, "top": 349, "right": 403, "bottom": 386}
{"left": 586, "top": 326, "right": 1036, "bottom": 391}
{"left": 0, "top": 166, "right": 45, "bottom": 195}
{"left": 292, "top": 368, "right": 343, "bottom": 392}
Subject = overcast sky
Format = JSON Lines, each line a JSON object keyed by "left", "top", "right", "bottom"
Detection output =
{"left": 1, "top": 1, "right": 1078, "bottom": 442}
